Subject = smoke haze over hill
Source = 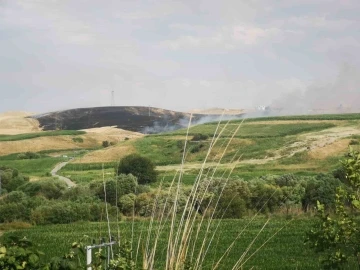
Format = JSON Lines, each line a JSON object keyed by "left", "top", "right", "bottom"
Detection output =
{"left": 270, "top": 64, "right": 360, "bottom": 115}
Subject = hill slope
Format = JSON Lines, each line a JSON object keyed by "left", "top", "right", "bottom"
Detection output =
{"left": 32, "top": 106, "right": 244, "bottom": 133}
{"left": 71, "top": 114, "right": 360, "bottom": 177}
{"left": 0, "top": 111, "right": 41, "bottom": 135}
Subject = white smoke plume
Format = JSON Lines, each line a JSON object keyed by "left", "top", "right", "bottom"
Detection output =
{"left": 270, "top": 64, "right": 360, "bottom": 115}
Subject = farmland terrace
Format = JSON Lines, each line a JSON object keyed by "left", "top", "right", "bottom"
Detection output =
{"left": 31, "top": 106, "right": 245, "bottom": 134}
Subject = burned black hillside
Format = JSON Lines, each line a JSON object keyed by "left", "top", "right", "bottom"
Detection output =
{"left": 31, "top": 106, "right": 234, "bottom": 134}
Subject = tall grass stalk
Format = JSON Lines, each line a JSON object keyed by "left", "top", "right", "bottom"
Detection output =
{"left": 102, "top": 163, "right": 114, "bottom": 259}
{"left": 108, "top": 111, "right": 297, "bottom": 269}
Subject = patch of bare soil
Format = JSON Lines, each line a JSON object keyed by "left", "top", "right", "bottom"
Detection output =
{"left": 274, "top": 126, "right": 360, "bottom": 161}
{"left": 0, "top": 111, "right": 41, "bottom": 134}
{"left": 157, "top": 126, "right": 360, "bottom": 171}
{"left": 309, "top": 139, "right": 351, "bottom": 159}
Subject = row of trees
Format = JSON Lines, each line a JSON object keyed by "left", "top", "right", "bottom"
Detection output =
{"left": 0, "top": 169, "right": 345, "bottom": 224}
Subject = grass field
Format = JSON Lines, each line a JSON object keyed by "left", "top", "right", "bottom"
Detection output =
{"left": 240, "top": 112, "right": 360, "bottom": 122}
{"left": 0, "top": 130, "right": 85, "bottom": 141}
{"left": 0, "top": 157, "right": 63, "bottom": 177}
{"left": 164, "top": 122, "right": 336, "bottom": 138}
{"left": 1, "top": 218, "right": 320, "bottom": 269}
{"left": 59, "top": 115, "right": 358, "bottom": 185}
{"left": 58, "top": 167, "right": 115, "bottom": 184}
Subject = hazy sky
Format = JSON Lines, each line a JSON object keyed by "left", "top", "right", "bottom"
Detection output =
{"left": 1, "top": 0, "right": 359, "bottom": 113}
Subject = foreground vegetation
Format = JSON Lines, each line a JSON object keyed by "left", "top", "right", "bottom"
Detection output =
{"left": 1, "top": 113, "right": 360, "bottom": 269}
{"left": 2, "top": 218, "right": 319, "bottom": 269}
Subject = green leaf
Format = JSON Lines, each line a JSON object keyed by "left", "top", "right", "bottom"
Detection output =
{"left": 352, "top": 200, "right": 360, "bottom": 209}
{"left": 0, "top": 246, "right": 6, "bottom": 254}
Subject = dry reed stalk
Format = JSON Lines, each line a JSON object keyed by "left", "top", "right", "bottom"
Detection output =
{"left": 119, "top": 111, "right": 297, "bottom": 270}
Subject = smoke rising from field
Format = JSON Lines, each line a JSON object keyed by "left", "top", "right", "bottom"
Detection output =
{"left": 142, "top": 114, "right": 244, "bottom": 134}
{"left": 270, "top": 64, "right": 360, "bottom": 115}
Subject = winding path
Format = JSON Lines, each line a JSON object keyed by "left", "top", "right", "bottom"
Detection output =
{"left": 51, "top": 160, "right": 76, "bottom": 187}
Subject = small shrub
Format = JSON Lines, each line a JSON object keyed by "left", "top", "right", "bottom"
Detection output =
{"left": 17, "top": 152, "right": 41, "bottom": 160}
{"left": 190, "top": 143, "right": 205, "bottom": 153}
{"left": 102, "top": 140, "right": 110, "bottom": 147}
{"left": 124, "top": 137, "right": 130, "bottom": 141}
{"left": 72, "top": 137, "right": 84, "bottom": 143}
{"left": 191, "top": 133, "right": 209, "bottom": 141}
{"left": 349, "top": 139, "right": 359, "bottom": 145}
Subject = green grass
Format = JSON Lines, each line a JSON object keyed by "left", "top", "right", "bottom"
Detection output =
{"left": 0, "top": 152, "right": 49, "bottom": 161}
{"left": 165, "top": 122, "right": 336, "bottom": 138}
{"left": 135, "top": 136, "right": 293, "bottom": 165}
{"left": 1, "top": 218, "right": 320, "bottom": 269}
{"left": 0, "top": 157, "right": 63, "bottom": 177}
{"left": 158, "top": 174, "right": 199, "bottom": 186}
{"left": 63, "top": 162, "right": 117, "bottom": 171}
{"left": 58, "top": 168, "right": 115, "bottom": 184}
{"left": 233, "top": 113, "right": 360, "bottom": 122}
{"left": 134, "top": 137, "right": 187, "bottom": 165}
{"left": 0, "top": 130, "right": 85, "bottom": 141}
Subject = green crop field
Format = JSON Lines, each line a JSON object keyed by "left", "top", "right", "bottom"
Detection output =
{"left": 0, "top": 157, "right": 63, "bottom": 176}
{"left": 1, "top": 218, "right": 320, "bottom": 269}
{"left": 58, "top": 167, "right": 115, "bottom": 184}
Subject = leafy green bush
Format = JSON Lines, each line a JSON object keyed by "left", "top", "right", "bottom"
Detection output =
{"left": 0, "top": 236, "right": 47, "bottom": 269}
{"left": 117, "top": 154, "right": 158, "bottom": 184}
{"left": 190, "top": 143, "right": 205, "bottom": 153}
{"left": 191, "top": 133, "right": 209, "bottom": 141}
{"left": 91, "top": 174, "right": 138, "bottom": 205}
{"left": 0, "top": 166, "right": 28, "bottom": 193}
{"left": 119, "top": 193, "right": 136, "bottom": 215}
{"left": 17, "top": 152, "right": 41, "bottom": 160}
{"left": 306, "top": 148, "right": 360, "bottom": 269}
{"left": 18, "top": 179, "right": 67, "bottom": 199}
{"left": 30, "top": 201, "right": 115, "bottom": 225}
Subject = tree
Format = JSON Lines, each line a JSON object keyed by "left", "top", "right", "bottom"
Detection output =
{"left": 117, "top": 154, "right": 158, "bottom": 184}
{"left": 91, "top": 174, "right": 138, "bottom": 205}
{"left": 301, "top": 174, "right": 342, "bottom": 212}
{"left": 306, "top": 148, "right": 360, "bottom": 269}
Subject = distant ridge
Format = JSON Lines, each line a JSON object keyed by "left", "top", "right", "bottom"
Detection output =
{"left": 188, "top": 108, "right": 245, "bottom": 115}
{"left": 31, "top": 106, "right": 245, "bottom": 134}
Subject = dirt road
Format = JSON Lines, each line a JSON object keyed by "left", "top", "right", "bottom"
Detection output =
{"left": 51, "top": 161, "right": 76, "bottom": 187}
